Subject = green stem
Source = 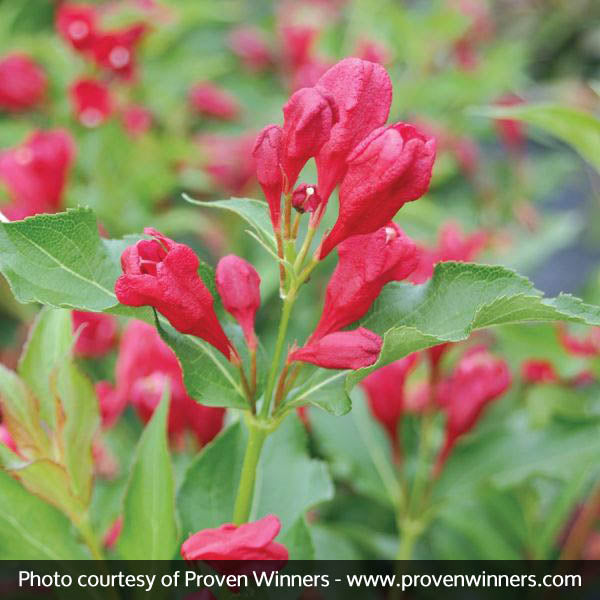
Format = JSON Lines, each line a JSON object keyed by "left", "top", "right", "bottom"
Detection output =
{"left": 294, "top": 225, "right": 317, "bottom": 271}
{"left": 78, "top": 517, "right": 105, "bottom": 561}
{"left": 233, "top": 421, "right": 268, "bottom": 524}
{"left": 396, "top": 519, "right": 424, "bottom": 560}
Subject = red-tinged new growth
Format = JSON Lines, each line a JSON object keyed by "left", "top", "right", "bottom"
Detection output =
{"left": 181, "top": 515, "right": 288, "bottom": 570}
{"left": 69, "top": 78, "right": 113, "bottom": 127}
{"left": 311, "top": 223, "right": 419, "bottom": 341}
{"left": 435, "top": 348, "right": 511, "bottom": 474}
{"left": 320, "top": 123, "right": 436, "bottom": 258}
{"left": 189, "top": 83, "right": 241, "bottom": 121}
{"left": 521, "top": 359, "right": 559, "bottom": 384}
{"left": 216, "top": 255, "right": 261, "bottom": 349}
{"left": 290, "top": 328, "right": 382, "bottom": 370}
{"left": 0, "top": 54, "right": 47, "bottom": 112}
{"left": 115, "top": 228, "right": 234, "bottom": 359}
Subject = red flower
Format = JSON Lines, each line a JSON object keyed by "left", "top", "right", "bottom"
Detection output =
{"left": 69, "top": 78, "right": 113, "bottom": 127}
{"left": 55, "top": 3, "right": 98, "bottom": 52}
{"left": 354, "top": 39, "right": 391, "bottom": 65}
{"left": 521, "top": 359, "right": 559, "bottom": 384}
{"left": 314, "top": 58, "right": 392, "bottom": 204}
{"left": 91, "top": 24, "right": 147, "bottom": 80}
{"left": 95, "top": 381, "right": 127, "bottom": 429}
{"left": 0, "top": 129, "right": 75, "bottom": 220}
{"left": 494, "top": 93, "right": 525, "bottom": 153}
{"left": 121, "top": 104, "right": 153, "bottom": 136}
{"left": 216, "top": 255, "right": 261, "bottom": 349}
{"left": 116, "top": 320, "right": 225, "bottom": 446}
{"left": 0, "top": 424, "right": 18, "bottom": 453}
{"left": 290, "top": 328, "right": 382, "bottom": 370}
{"left": 558, "top": 325, "right": 600, "bottom": 357}
{"left": 320, "top": 123, "right": 436, "bottom": 258}
{"left": 228, "top": 26, "right": 273, "bottom": 72}
{"left": 72, "top": 311, "right": 118, "bottom": 357}
{"left": 181, "top": 515, "right": 288, "bottom": 571}
{"left": 115, "top": 228, "right": 233, "bottom": 359}
{"left": 435, "top": 348, "right": 511, "bottom": 472}
{"left": 362, "top": 353, "right": 420, "bottom": 444}
{"left": 280, "top": 24, "right": 319, "bottom": 72}
{"left": 189, "top": 83, "right": 241, "bottom": 121}
{"left": 291, "top": 183, "right": 321, "bottom": 215}
{"left": 103, "top": 517, "right": 123, "bottom": 550}
{"left": 311, "top": 223, "right": 419, "bottom": 341}
{"left": 253, "top": 125, "right": 284, "bottom": 230}
{"left": 0, "top": 54, "right": 46, "bottom": 112}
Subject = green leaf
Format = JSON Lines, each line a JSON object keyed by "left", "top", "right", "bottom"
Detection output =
{"left": 18, "top": 308, "right": 73, "bottom": 428}
{"left": 348, "top": 262, "right": 600, "bottom": 389}
{"left": 0, "top": 470, "right": 89, "bottom": 559}
{"left": 470, "top": 103, "right": 600, "bottom": 171}
{"left": 184, "top": 195, "right": 276, "bottom": 251}
{"left": 280, "top": 518, "right": 315, "bottom": 560}
{"left": 283, "top": 369, "right": 352, "bottom": 416}
{"left": 117, "top": 390, "right": 178, "bottom": 560}
{"left": 0, "top": 208, "right": 121, "bottom": 311}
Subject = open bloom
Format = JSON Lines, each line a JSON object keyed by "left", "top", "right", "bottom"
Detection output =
{"left": 115, "top": 228, "right": 233, "bottom": 359}
{"left": 292, "top": 183, "right": 321, "bottom": 214}
{"left": 320, "top": 123, "right": 436, "bottom": 258}
{"left": 0, "top": 54, "right": 46, "bottom": 112}
{"left": 91, "top": 24, "right": 147, "bottom": 80}
{"left": 55, "top": 3, "right": 98, "bottom": 52}
{"left": 72, "top": 311, "right": 118, "bottom": 358}
{"left": 290, "top": 328, "right": 382, "bottom": 370}
{"left": 181, "top": 515, "right": 288, "bottom": 573}
{"left": 69, "top": 78, "right": 113, "bottom": 127}
{"left": 0, "top": 129, "right": 75, "bottom": 219}
{"left": 435, "top": 348, "right": 511, "bottom": 472}
{"left": 189, "top": 83, "right": 241, "bottom": 121}
{"left": 311, "top": 223, "right": 419, "bottom": 341}
{"left": 216, "top": 255, "right": 261, "bottom": 348}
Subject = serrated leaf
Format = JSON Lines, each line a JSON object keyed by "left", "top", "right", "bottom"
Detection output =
{"left": 471, "top": 103, "right": 600, "bottom": 171}
{"left": 117, "top": 390, "right": 178, "bottom": 560}
{"left": 347, "top": 262, "right": 600, "bottom": 389}
{"left": 0, "top": 208, "right": 120, "bottom": 311}
{"left": 0, "top": 470, "right": 89, "bottom": 559}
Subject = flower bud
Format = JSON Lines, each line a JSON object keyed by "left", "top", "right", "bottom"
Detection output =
{"left": 72, "top": 311, "right": 118, "bottom": 357}
{"left": 315, "top": 58, "right": 392, "bottom": 203}
{"left": 0, "top": 424, "right": 18, "bottom": 453}
{"left": 229, "top": 26, "right": 273, "bottom": 72}
{"left": 291, "top": 183, "right": 321, "bottom": 214}
{"left": 281, "top": 87, "right": 334, "bottom": 190}
{"left": 521, "top": 359, "right": 558, "bottom": 384}
{"left": 115, "top": 229, "right": 234, "bottom": 359}
{"left": 55, "top": 3, "right": 97, "bottom": 52}
{"left": 189, "top": 83, "right": 241, "bottom": 121}
{"left": 320, "top": 122, "right": 436, "bottom": 258}
{"left": 290, "top": 328, "right": 382, "bottom": 370}
{"left": 95, "top": 381, "right": 126, "bottom": 429}
{"left": 311, "top": 223, "right": 419, "bottom": 341}
{"left": 181, "top": 515, "right": 288, "bottom": 569}
{"left": 494, "top": 93, "right": 525, "bottom": 153}
{"left": 69, "top": 78, "right": 113, "bottom": 127}
{"left": 122, "top": 104, "right": 153, "bottom": 137}
{"left": 0, "top": 54, "right": 46, "bottom": 112}
{"left": 216, "top": 255, "right": 261, "bottom": 348}
{"left": 252, "top": 124, "right": 284, "bottom": 230}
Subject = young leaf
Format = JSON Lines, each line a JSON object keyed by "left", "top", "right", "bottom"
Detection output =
{"left": 117, "top": 390, "right": 178, "bottom": 560}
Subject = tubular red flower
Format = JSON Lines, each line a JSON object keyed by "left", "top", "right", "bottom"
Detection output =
{"left": 55, "top": 3, "right": 98, "bottom": 52}
{"left": 69, "top": 78, "right": 113, "bottom": 127}
{"left": 361, "top": 353, "right": 420, "bottom": 444}
{"left": 216, "top": 255, "right": 261, "bottom": 348}
{"left": 290, "top": 328, "right": 382, "bottom": 370}
{"left": 521, "top": 359, "right": 559, "bottom": 384}
{"left": 95, "top": 381, "right": 127, "bottom": 429}
{"left": 435, "top": 348, "right": 511, "bottom": 472}
{"left": 189, "top": 83, "right": 241, "bottom": 121}
{"left": 115, "top": 228, "right": 233, "bottom": 359}
{"left": 72, "top": 311, "right": 118, "bottom": 358}
{"left": 252, "top": 124, "right": 284, "bottom": 230}
{"left": 0, "top": 129, "right": 75, "bottom": 220}
{"left": 181, "top": 515, "right": 288, "bottom": 571}
{"left": 320, "top": 122, "right": 436, "bottom": 258}
{"left": 91, "top": 24, "right": 147, "bottom": 80}
{"left": 0, "top": 54, "right": 46, "bottom": 112}
{"left": 314, "top": 58, "right": 392, "bottom": 204}
{"left": 311, "top": 223, "right": 419, "bottom": 341}
{"left": 292, "top": 183, "right": 321, "bottom": 214}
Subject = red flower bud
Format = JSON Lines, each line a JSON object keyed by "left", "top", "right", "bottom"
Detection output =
{"left": 115, "top": 229, "right": 233, "bottom": 359}
{"left": 189, "top": 83, "right": 241, "bottom": 121}
{"left": 362, "top": 353, "right": 420, "bottom": 444}
{"left": 320, "top": 122, "right": 436, "bottom": 258}
{"left": 291, "top": 183, "right": 321, "bottom": 214}
{"left": 181, "top": 515, "right": 288, "bottom": 570}
{"left": 0, "top": 424, "right": 18, "bottom": 454}
{"left": 0, "top": 54, "right": 46, "bottom": 112}
{"left": 121, "top": 104, "right": 153, "bottom": 136}
{"left": 354, "top": 39, "right": 391, "bottom": 65}
{"left": 103, "top": 517, "right": 123, "bottom": 550}
{"left": 72, "top": 311, "right": 118, "bottom": 357}
{"left": 290, "top": 328, "right": 382, "bottom": 370}
{"left": 55, "top": 3, "right": 97, "bottom": 52}
{"left": 91, "top": 24, "right": 147, "bottom": 80}
{"left": 216, "top": 255, "right": 261, "bottom": 348}
{"left": 281, "top": 87, "right": 334, "bottom": 190}
{"left": 95, "top": 381, "right": 126, "bottom": 429}
{"left": 521, "top": 359, "right": 559, "bottom": 384}
{"left": 69, "top": 78, "right": 113, "bottom": 127}
{"left": 558, "top": 325, "right": 600, "bottom": 357}
{"left": 0, "top": 129, "right": 75, "bottom": 220}
{"left": 435, "top": 348, "right": 511, "bottom": 472}
{"left": 494, "top": 93, "right": 526, "bottom": 153}
{"left": 280, "top": 24, "right": 318, "bottom": 72}
{"left": 253, "top": 125, "right": 284, "bottom": 230}
{"left": 229, "top": 26, "right": 273, "bottom": 72}
{"left": 311, "top": 223, "right": 419, "bottom": 341}
{"left": 314, "top": 58, "right": 392, "bottom": 203}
